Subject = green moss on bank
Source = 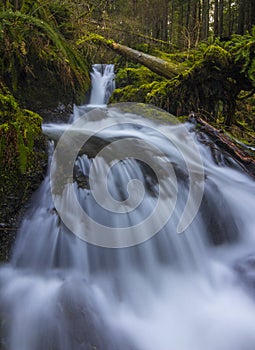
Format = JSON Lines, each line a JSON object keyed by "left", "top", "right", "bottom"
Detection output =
{"left": 111, "top": 43, "right": 254, "bottom": 125}
{"left": 110, "top": 43, "right": 254, "bottom": 150}
{"left": 0, "top": 85, "right": 47, "bottom": 260}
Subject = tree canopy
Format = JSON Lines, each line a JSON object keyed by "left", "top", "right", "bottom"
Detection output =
{"left": 74, "top": 0, "right": 255, "bottom": 49}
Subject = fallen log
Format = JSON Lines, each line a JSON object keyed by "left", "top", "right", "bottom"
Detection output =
{"left": 191, "top": 113, "right": 255, "bottom": 178}
{"left": 108, "top": 42, "right": 181, "bottom": 79}
{"left": 78, "top": 35, "right": 182, "bottom": 80}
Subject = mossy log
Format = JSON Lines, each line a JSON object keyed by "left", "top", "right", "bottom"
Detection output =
{"left": 108, "top": 42, "right": 181, "bottom": 79}
{"left": 81, "top": 35, "right": 182, "bottom": 79}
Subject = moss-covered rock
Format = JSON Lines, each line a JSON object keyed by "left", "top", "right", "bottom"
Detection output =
{"left": 0, "top": 85, "right": 47, "bottom": 261}
{"left": 110, "top": 64, "right": 164, "bottom": 104}
{"left": 111, "top": 84, "right": 153, "bottom": 103}
{"left": 115, "top": 66, "right": 163, "bottom": 88}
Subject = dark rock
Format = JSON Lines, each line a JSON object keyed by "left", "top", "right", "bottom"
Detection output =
{"left": 234, "top": 254, "right": 255, "bottom": 289}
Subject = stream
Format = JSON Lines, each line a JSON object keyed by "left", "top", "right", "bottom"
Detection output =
{"left": 1, "top": 64, "right": 255, "bottom": 350}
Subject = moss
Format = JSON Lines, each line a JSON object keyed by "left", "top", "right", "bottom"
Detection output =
{"left": 77, "top": 34, "right": 114, "bottom": 47}
{"left": 0, "top": 9, "right": 90, "bottom": 110}
{"left": 110, "top": 64, "right": 163, "bottom": 104}
{"left": 110, "top": 37, "right": 254, "bottom": 140}
{"left": 112, "top": 52, "right": 238, "bottom": 125}
{"left": 0, "top": 86, "right": 19, "bottom": 123}
{"left": 133, "top": 43, "right": 151, "bottom": 53}
{"left": 0, "top": 86, "right": 47, "bottom": 239}
{"left": 110, "top": 86, "right": 145, "bottom": 103}
{"left": 153, "top": 49, "right": 193, "bottom": 67}
{"left": 0, "top": 85, "right": 43, "bottom": 173}
{"left": 203, "top": 45, "right": 231, "bottom": 68}
{"left": 115, "top": 66, "right": 161, "bottom": 88}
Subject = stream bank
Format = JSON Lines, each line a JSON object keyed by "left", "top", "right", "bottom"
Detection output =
{"left": 0, "top": 87, "right": 47, "bottom": 262}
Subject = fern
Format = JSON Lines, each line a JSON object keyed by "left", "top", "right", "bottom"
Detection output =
{"left": 223, "top": 30, "right": 255, "bottom": 86}
{"left": 0, "top": 9, "right": 90, "bottom": 92}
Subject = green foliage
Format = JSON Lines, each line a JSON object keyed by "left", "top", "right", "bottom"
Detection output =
{"left": 115, "top": 66, "right": 162, "bottom": 88}
{"left": 203, "top": 45, "right": 231, "bottom": 68}
{"left": 153, "top": 50, "right": 192, "bottom": 66}
{"left": 0, "top": 84, "right": 19, "bottom": 122}
{"left": 111, "top": 40, "right": 255, "bottom": 127}
{"left": 223, "top": 31, "right": 255, "bottom": 86}
{"left": 110, "top": 30, "right": 255, "bottom": 147}
{"left": 111, "top": 84, "right": 152, "bottom": 103}
{"left": 77, "top": 33, "right": 114, "bottom": 47}
{"left": 0, "top": 4, "right": 90, "bottom": 98}
{"left": 0, "top": 85, "right": 43, "bottom": 174}
{"left": 110, "top": 63, "right": 165, "bottom": 104}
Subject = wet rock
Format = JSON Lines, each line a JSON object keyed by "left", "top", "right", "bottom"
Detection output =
{"left": 73, "top": 165, "right": 90, "bottom": 189}
{"left": 234, "top": 254, "right": 255, "bottom": 289}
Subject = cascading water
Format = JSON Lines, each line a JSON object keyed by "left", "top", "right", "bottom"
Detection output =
{"left": 89, "top": 64, "right": 115, "bottom": 106}
{"left": 1, "top": 65, "right": 255, "bottom": 350}
{"left": 70, "top": 64, "right": 115, "bottom": 123}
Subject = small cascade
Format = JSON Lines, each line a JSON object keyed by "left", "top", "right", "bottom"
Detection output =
{"left": 89, "top": 64, "right": 115, "bottom": 106}
{"left": 1, "top": 65, "right": 255, "bottom": 350}
{"left": 70, "top": 64, "right": 115, "bottom": 122}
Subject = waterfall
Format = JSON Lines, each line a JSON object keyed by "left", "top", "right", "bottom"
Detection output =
{"left": 89, "top": 64, "right": 115, "bottom": 106}
{"left": 70, "top": 64, "right": 115, "bottom": 123}
{"left": 1, "top": 65, "right": 255, "bottom": 350}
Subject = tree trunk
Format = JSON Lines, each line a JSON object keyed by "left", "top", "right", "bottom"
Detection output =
{"left": 191, "top": 0, "right": 199, "bottom": 46}
{"left": 201, "top": 0, "right": 209, "bottom": 40}
{"left": 214, "top": 0, "right": 219, "bottom": 36}
{"left": 177, "top": 2, "right": 184, "bottom": 47}
{"left": 245, "top": 0, "right": 254, "bottom": 33}
{"left": 161, "top": 0, "right": 169, "bottom": 42}
{"left": 169, "top": 0, "right": 174, "bottom": 43}
{"left": 251, "top": 0, "right": 255, "bottom": 31}
{"left": 132, "top": 0, "right": 138, "bottom": 17}
{"left": 227, "top": 0, "right": 232, "bottom": 36}
{"left": 186, "top": 0, "right": 191, "bottom": 29}
{"left": 237, "top": 0, "right": 245, "bottom": 34}
{"left": 196, "top": 0, "right": 202, "bottom": 45}
{"left": 104, "top": 41, "right": 181, "bottom": 79}
{"left": 219, "top": 0, "right": 224, "bottom": 36}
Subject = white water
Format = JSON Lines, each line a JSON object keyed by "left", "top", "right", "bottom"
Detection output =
{"left": 89, "top": 64, "right": 115, "bottom": 106}
{"left": 1, "top": 65, "right": 255, "bottom": 350}
{"left": 69, "top": 64, "right": 115, "bottom": 123}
